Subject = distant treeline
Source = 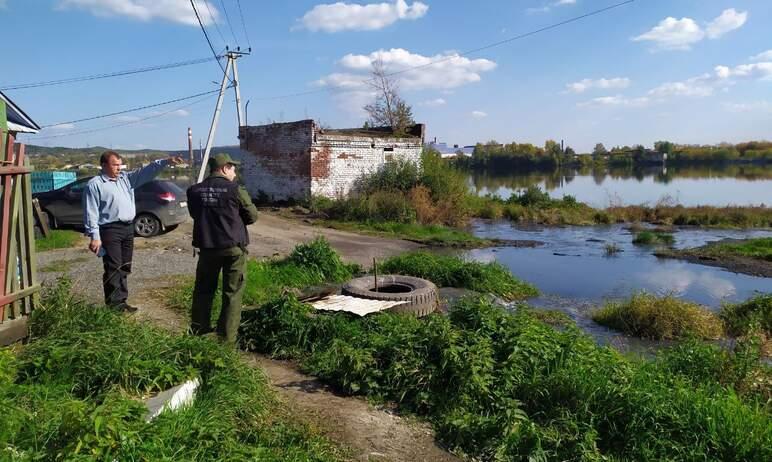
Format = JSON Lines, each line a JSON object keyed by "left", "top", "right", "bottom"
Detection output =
{"left": 452, "top": 140, "right": 772, "bottom": 170}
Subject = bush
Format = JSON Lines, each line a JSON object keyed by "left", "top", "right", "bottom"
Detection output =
{"left": 240, "top": 295, "right": 772, "bottom": 461}
{"left": 378, "top": 251, "right": 538, "bottom": 300}
{"left": 592, "top": 292, "right": 724, "bottom": 340}
{"left": 632, "top": 230, "right": 675, "bottom": 246}
{"left": 721, "top": 294, "right": 772, "bottom": 337}
{"left": 2, "top": 279, "right": 343, "bottom": 461}
{"left": 355, "top": 159, "right": 420, "bottom": 195}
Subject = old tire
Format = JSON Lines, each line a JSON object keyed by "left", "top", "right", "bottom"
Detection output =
{"left": 342, "top": 275, "right": 438, "bottom": 317}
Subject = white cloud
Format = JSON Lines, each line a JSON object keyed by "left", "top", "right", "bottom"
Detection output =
{"left": 331, "top": 48, "right": 497, "bottom": 91}
{"left": 633, "top": 9, "right": 748, "bottom": 51}
{"left": 715, "top": 62, "right": 772, "bottom": 81}
{"left": 723, "top": 101, "right": 772, "bottom": 113}
{"left": 526, "top": 0, "right": 576, "bottom": 14}
{"left": 170, "top": 109, "right": 190, "bottom": 117}
{"left": 58, "top": 0, "right": 219, "bottom": 26}
{"left": 648, "top": 74, "right": 715, "bottom": 98}
{"left": 114, "top": 115, "right": 141, "bottom": 122}
{"left": 577, "top": 95, "right": 649, "bottom": 108}
{"left": 633, "top": 16, "right": 704, "bottom": 51}
{"left": 706, "top": 8, "right": 747, "bottom": 39}
{"left": 471, "top": 110, "right": 487, "bottom": 118}
{"left": 751, "top": 50, "right": 772, "bottom": 61}
{"left": 296, "top": 0, "right": 428, "bottom": 33}
{"left": 565, "top": 77, "right": 630, "bottom": 94}
{"left": 49, "top": 123, "right": 76, "bottom": 131}
{"left": 419, "top": 98, "right": 446, "bottom": 107}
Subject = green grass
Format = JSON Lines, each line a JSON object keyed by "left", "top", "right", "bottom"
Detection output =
{"left": 632, "top": 230, "right": 675, "bottom": 246}
{"left": 167, "top": 237, "right": 359, "bottom": 315}
{"left": 721, "top": 294, "right": 772, "bottom": 356}
{"left": 35, "top": 229, "right": 82, "bottom": 251}
{"left": 240, "top": 294, "right": 771, "bottom": 461}
{"left": 321, "top": 220, "right": 488, "bottom": 247}
{"left": 592, "top": 292, "right": 724, "bottom": 340}
{"left": 378, "top": 251, "right": 538, "bottom": 300}
{"left": 0, "top": 279, "right": 345, "bottom": 461}
{"left": 701, "top": 237, "right": 772, "bottom": 261}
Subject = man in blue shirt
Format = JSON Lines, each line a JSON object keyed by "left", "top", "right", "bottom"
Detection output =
{"left": 83, "top": 150, "right": 182, "bottom": 311}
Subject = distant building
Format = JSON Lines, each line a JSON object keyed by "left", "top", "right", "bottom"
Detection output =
{"left": 426, "top": 139, "right": 473, "bottom": 158}
{"left": 1, "top": 90, "right": 40, "bottom": 136}
{"left": 237, "top": 119, "right": 425, "bottom": 201}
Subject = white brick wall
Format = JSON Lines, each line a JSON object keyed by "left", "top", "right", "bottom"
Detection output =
{"left": 239, "top": 120, "right": 424, "bottom": 201}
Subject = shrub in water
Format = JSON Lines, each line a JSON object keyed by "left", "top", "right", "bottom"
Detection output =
{"left": 592, "top": 292, "right": 724, "bottom": 340}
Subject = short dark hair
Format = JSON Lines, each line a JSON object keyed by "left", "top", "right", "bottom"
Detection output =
{"left": 100, "top": 151, "right": 121, "bottom": 165}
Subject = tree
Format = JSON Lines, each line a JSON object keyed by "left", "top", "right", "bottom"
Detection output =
{"left": 363, "top": 58, "right": 415, "bottom": 136}
{"left": 544, "top": 140, "right": 562, "bottom": 157}
{"left": 592, "top": 143, "right": 608, "bottom": 157}
{"left": 654, "top": 140, "right": 674, "bottom": 155}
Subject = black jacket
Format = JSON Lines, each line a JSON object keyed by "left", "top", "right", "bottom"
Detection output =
{"left": 187, "top": 174, "right": 258, "bottom": 250}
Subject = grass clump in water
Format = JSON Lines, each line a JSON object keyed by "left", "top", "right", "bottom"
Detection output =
{"left": 35, "top": 229, "right": 82, "bottom": 251}
{"left": 592, "top": 292, "right": 724, "bottom": 340}
{"left": 604, "top": 242, "right": 621, "bottom": 256}
{"left": 632, "top": 230, "right": 675, "bottom": 246}
{"left": 1, "top": 279, "right": 344, "bottom": 461}
{"left": 240, "top": 294, "right": 771, "bottom": 461}
{"left": 378, "top": 251, "right": 538, "bottom": 300}
{"left": 721, "top": 293, "right": 772, "bottom": 355}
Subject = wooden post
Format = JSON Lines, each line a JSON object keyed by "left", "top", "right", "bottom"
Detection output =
{"left": 373, "top": 257, "right": 378, "bottom": 293}
{"left": 33, "top": 198, "right": 50, "bottom": 237}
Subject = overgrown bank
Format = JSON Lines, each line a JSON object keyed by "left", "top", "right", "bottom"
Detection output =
{"left": 0, "top": 279, "right": 345, "bottom": 461}
{"left": 162, "top": 239, "right": 769, "bottom": 461}
{"left": 656, "top": 237, "right": 772, "bottom": 277}
{"left": 307, "top": 149, "right": 771, "bottom": 231}
{"left": 241, "top": 294, "right": 771, "bottom": 461}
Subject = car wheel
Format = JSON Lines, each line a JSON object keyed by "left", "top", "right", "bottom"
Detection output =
{"left": 134, "top": 214, "right": 161, "bottom": 237}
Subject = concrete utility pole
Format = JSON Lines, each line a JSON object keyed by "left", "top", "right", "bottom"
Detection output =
{"left": 197, "top": 49, "right": 249, "bottom": 183}
{"left": 187, "top": 127, "right": 193, "bottom": 183}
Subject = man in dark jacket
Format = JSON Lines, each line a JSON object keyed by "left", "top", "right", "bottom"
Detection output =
{"left": 187, "top": 153, "right": 258, "bottom": 343}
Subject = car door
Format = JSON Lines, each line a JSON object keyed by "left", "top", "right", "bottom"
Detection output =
{"left": 58, "top": 178, "right": 90, "bottom": 225}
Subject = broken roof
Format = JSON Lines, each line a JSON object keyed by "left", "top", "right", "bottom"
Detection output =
{"left": 1, "top": 91, "right": 40, "bottom": 134}
{"left": 321, "top": 123, "right": 424, "bottom": 139}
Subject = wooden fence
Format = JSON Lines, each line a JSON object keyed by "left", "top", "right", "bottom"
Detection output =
{"left": 0, "top": 129, "right": 39, "bottom": 345}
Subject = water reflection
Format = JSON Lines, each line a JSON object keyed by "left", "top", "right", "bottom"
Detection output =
{"left": 470, "top": 164, "right": 772, "bottom": 207}
{"left": 467, "top": 222, "right": 772, "bottom": 309}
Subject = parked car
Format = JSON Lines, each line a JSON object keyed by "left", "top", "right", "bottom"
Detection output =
{"left": 34, "top": 178, "right": 189, "bottom": 237}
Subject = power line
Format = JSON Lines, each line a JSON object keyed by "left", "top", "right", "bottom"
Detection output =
{"left": 387, "top": 0, "right": 636, "bottom": 79}
{"left": 30, "top": 93, "right": 220, "bottom": 140}
{"left": 201, "top": 0, "right": 227, "bottom": 46}
{"left": 0, "top": 56, "right": 220, "bottom": 91}
{"left": 249, "top": 0, "right": 635, "bottom": 101}
{"left": 190, "top": 0, "right": 230, "bottom": 79}
{"left": 41, "top": 88, "right": 225, "bottom": 128}
{"left": 219, "top": 0, "right": 240, "bottom": 47}
{"left": 235, "top": 0, "right": 252, "bottom": 49}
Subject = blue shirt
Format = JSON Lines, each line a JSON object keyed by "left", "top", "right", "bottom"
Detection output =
{"left": 83, "top": 159, "right": 169, "bottom": 241}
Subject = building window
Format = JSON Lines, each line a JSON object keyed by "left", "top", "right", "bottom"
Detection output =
{"left": 383, "top": 147, "right": 394, "bottom": 152}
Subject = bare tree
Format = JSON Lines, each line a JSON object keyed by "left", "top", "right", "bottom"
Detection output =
{"left": 363, "top": 58, "right": 415, "bottom": 136}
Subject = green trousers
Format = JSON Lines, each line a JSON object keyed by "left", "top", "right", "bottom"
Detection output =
{"left": 190, "top": 247, "right": 247, "bottom": 344}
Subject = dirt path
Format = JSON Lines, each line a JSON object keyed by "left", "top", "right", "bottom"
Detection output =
{"left": 39, "top": 214, "right": 459, "bottom": 462}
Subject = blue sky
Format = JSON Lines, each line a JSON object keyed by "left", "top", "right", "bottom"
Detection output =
{"left": 1, "top": 0, "right": 770, "bottom": 152}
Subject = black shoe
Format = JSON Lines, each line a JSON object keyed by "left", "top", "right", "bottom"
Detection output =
{"left": 117, "top": 302, "right": 139, "bottom": 313}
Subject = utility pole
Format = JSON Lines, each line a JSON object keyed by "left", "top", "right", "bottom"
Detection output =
{"left": 187, "top": 127, "right": 193, "bottom": 184}
{"left": 197, "top": 49, "right": 249, "bottom": 183}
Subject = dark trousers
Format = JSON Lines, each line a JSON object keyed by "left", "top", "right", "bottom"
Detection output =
{"left": 99, "top": 222, "right": 134, "bottom": 306}
{"left": 190, "top": 248, "right": 247, "bottom": 344}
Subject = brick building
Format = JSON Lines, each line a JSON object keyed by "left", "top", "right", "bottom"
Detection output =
{"left": 236, "top": 119, "right": 425, "bottom": 201}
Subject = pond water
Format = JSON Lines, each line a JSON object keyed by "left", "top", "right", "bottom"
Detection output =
{"left": 469, "top": 164, "right": 772, "bottom": 207}
{"left": 465, "top": 221, "right": 772, "bottom": 349}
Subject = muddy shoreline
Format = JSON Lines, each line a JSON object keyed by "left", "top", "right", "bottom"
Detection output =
{"left": 655, "top": 239, "right": 772, "bottom": 278}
